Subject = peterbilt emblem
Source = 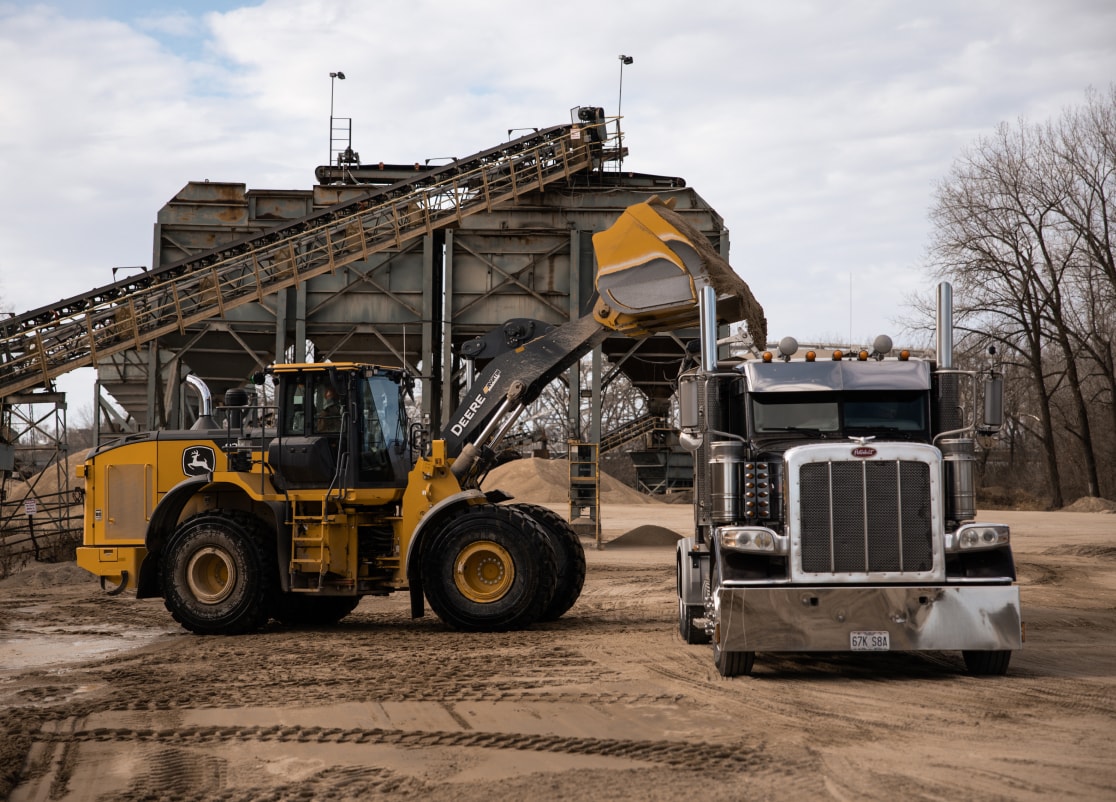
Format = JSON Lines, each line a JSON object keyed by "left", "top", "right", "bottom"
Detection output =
{"left": 851, "top": 446, "right": 877, "bottom": 458}
{"left": 183, "top": 446, "right": 216, "bottom": 476}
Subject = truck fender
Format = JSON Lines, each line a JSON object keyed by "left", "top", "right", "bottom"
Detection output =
{"left": 677, "top": 536, "right": 709, "bottom": 607}
{"left": 404, "top": 489, "right": 488, "bottom": 618}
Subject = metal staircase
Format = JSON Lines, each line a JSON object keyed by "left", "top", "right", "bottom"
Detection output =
{"left": 0, "top": 114, "right": 614, "bottom": 399}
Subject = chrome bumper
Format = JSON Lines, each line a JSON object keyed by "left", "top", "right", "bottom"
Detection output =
{"left": 716, "top": 585, "right": 1022, "bottom": 652}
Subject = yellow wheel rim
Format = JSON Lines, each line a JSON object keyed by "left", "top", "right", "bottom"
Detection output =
{"left": 186, "top": 546, "right": 237, "bottom": 605}
{"left": 453, "top": 540, "right": 514, "bottom": 603}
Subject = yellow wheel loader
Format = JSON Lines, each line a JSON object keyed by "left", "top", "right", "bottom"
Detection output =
{"left": 75, "top": 197, "right": 763, "bottom": 635}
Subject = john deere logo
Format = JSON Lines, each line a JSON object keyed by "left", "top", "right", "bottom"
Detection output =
{"left": 851, "top": 446, "right": 877, "bottom": 458}
{"left": 183, "top": 446, "right": 216, "bottom": 476}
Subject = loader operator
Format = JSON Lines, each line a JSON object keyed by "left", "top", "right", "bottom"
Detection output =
{"left": 316, "top": 386, "right": 342, "bottom": 432}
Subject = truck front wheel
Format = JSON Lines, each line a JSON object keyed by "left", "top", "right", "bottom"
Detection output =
{"left": 713, "top": 639, "right": 755, "bottom": 677}
{"left": 161, "top": 510, "right": 273, "bottom": 635}
{"left": 422, "top": 506, "right": 556, "bottom": 632}
{"left": 679, "top": 598, "right": 711, "bottom": 644}
{"left": 962, "top": 649, "right": 1012, "bottom": 675}
{"left": 676, "top": 555, "right": 711, "bottom": 644}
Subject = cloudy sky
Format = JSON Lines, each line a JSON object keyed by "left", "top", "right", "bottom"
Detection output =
{"left": 2, "top": 0, "right": 1115, "bottom": 404}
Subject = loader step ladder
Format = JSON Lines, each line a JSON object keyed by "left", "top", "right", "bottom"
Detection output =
{"left": 0, "top": 116, "right": 615, "bottom": 398}
{"left": 288, "top": 496, "right": 340, "bottom": 590}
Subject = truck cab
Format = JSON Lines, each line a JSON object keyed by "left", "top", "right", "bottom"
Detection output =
{"left": 676, "top": 286, "right": 1022, "bottom": 676}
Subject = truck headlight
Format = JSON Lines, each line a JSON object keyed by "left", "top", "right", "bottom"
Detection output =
{"left": 949, "top": 523, "right": 1010, "bottom": 552}
{"left": 718, "top": 526, "right": 784, "bottom": 554}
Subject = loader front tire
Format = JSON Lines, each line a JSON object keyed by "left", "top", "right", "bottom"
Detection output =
{"left": 511, "top": 503, "right": 586, "bottom": 621}
{"left": 422, "top": 505, "right": 556, "bottom": 632}
{"left": 161, "top": 510, "right": 273, "bottom": 635}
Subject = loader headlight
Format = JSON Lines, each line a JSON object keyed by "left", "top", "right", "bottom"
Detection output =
{"left": 949, "top": 523, "right": 1010, "bottom": 552}
{"left": 718, "top": 526, "right": 784, "bottom": 554}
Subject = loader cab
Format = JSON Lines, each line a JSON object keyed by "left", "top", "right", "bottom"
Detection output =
{"left": 267, "top": 363, "right": 412, "bottom": 490}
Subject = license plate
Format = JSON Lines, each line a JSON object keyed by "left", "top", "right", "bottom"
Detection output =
{"left": 850, "top": 631, "right": 890, "bottom": 651}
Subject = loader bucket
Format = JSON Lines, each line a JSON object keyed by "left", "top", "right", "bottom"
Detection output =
{"left": 592, "top": 196, "right": 766, "bottom": 346}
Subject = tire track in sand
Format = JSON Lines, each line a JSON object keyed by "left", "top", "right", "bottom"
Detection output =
{"left": 39, "top": 722, "right": 771, "bottom": 773}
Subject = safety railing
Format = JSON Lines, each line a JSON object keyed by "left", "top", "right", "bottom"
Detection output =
{"left": 0, "top": 488, "right": 84, "bottom": 577}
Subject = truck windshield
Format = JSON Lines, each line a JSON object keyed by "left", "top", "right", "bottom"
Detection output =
{"left": 753, "top": 396, "right": 839, "bottom": 432}
{"left": 751, "top": 391, "right": 927, "bottom": 436}
{"left": 843, "top": 392, "right": 927, "bottom": 432}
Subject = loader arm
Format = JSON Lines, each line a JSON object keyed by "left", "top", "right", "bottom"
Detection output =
{"left": 442, "top": 315, "right": 609, "bottom": 461}
{"left": 441, "top": 196, "right": 766, "bottom": 484}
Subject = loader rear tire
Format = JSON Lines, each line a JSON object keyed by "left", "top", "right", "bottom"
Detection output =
{"left": 161, "top": 510, "right": 274, "bottom": 635}
{"left": 511, "top": 503, "right": 586, "bottom": 621}
{"left": 273, "top": 594, "right": 362, "bottom": 626}
{"left": 422, "top": 505, "right": 556, "bottom": 632}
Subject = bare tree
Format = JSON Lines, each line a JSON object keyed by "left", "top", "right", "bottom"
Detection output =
{"left": 927, "top": 85, "right": 1116, "bottom": 505}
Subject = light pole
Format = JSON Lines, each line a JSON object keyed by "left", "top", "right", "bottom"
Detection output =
{"left": 329, "top": 70, "right": 345, "bottom": 166}
{"left": 617, "top": 55, "right": 633, "bottom": 169}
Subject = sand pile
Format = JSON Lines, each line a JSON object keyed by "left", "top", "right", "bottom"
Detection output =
{"left": 0, "top": 561, "right": 94, "bottom": 589}
{"left": 607, "top": 524, "right": 683, "bottom": 548}
{"left": 1061, "top": 496, "right": 1116, "bottom": 513}
{"left": 3, "top": 452, "right": 88, "bottom": 502}
{"left": 483, "top": 457, "right": 653, "bottom": 504}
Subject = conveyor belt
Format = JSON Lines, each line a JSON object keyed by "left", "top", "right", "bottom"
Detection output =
{"left": 0, "top": 118, "right": 611, "bottom": 398}
{"left": 600, "top": 413, "right": 666, "bottom": 453}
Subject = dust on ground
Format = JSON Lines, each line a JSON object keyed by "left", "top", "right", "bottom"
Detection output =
{"left": 2, "top": 504, "right": 1115, "bottom": 801}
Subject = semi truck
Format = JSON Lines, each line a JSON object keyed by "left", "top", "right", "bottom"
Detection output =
{"left": 75, "top": 196, "right": 764, "bottom": 635}
{"left": 675, "top": 282, "right": 1022, "bottom": 676}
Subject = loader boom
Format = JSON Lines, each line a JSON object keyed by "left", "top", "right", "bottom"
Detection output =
{"left": 442, "top": 195, "right": 765, "bottom": 482}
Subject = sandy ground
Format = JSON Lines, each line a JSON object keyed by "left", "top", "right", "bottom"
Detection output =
{"left": 1, "top": 504, "right": 1115, "bottom": 801}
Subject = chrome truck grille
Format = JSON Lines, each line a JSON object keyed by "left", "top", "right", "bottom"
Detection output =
{"left": 789, "top": 445, "right": 939, "bottom": 580}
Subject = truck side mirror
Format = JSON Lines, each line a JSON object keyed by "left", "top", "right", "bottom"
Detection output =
{"left": 980, "top": 372, "right": 1003, "bottom": 434}
{"left": 678, "top": 374, "right": 703, "bottom": 452}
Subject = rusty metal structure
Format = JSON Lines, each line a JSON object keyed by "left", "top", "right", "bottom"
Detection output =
{"left": 0, "top": 107, "right": 729, "bottom": 476}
